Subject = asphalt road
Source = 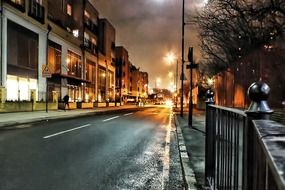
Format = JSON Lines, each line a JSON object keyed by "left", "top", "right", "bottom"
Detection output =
{"left": 0, "top": 106, "right": 185, "bottom": 190}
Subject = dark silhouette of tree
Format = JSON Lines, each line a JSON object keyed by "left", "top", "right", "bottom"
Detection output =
{"left": 196, "top": 0, "right": 285, "bottom": 75}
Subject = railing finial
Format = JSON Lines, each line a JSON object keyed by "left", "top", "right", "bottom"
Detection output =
{"left": 246, "top": 81, "right": 273, "bottom": 115}
{"left": 205, "top": 89, "right": 215, "bottom": 104}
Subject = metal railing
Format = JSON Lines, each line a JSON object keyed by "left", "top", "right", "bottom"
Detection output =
{"left": 205, "top": 81, "right": 285, "bottom": 190}
{"left": 206, "top": 105, "right": 246, "bottom": 189}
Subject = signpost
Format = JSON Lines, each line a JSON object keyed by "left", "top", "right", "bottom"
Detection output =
{"left": 42, "top": 64, "right": 51, "bottom": 78}
{"left": 42, "top": 64, "right": 51, "bottom": 113}
{"left": 187, "top": 47, "right": 198, "bottom": 127}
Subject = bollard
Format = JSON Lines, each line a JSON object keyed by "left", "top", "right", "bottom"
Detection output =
{"left": 243, "top": 81, "right": 273, "bottom": 190}
{"left": 205, "top": 89, "right": 215, "bottom": 186}
{"left": 205, "top": 89, "right": 215, "bottom": 104}
{"left": 246, "top": 81, "right": 273, "bottom": 119}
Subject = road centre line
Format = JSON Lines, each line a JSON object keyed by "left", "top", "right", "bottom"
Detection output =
{"left": 43, "top": 124, "right": 91, "bottom": 139}
{"left": 102, "top": 116, "right": 120, "bottom": 122}
{"left": 123, "top": 113, "right": 133, "bottom": 116}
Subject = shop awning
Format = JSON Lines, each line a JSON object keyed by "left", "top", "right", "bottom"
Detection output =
{"left": 52, "top": 73, "right": 92, "bottom": 84}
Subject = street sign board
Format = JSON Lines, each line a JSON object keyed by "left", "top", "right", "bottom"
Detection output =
{"left": 42, "top": 64, "right": 51, "bottom": 78}
{"left": 186, "top": 63, "right": 198, "bottom": 69}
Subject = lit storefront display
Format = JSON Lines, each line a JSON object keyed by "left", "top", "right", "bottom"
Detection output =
{"left": 6, "top": 20, "right": 39, "bottom": 101}
{"left": 6, "top": 75, "right": 38, "bottom": 101}
{"left": 108, "top": 71, "right": 115, "bottom": 101}
{"left": 98, "top": 67, "right": 106, "bottom": 102}
{"left": 85, "top": 59, "right": 96, "bottom": 102}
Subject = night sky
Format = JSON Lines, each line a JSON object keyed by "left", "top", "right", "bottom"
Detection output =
{"left": 94, "top": 0, "right": 206, "bottom": 89}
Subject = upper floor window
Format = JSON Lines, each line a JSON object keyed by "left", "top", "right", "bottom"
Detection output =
{"left": 84, "top": 32, "right": 90, "bottom": 46}
{"left": 48, "top": 40, "right": 62, "bottom": 74}
{"left": 67, "top": 4, "right": 72, "bottom": 16}
{"left": 35, "top": 0, "right": 42, "bottom": 4}
{"left": 7, "top": 20, "right": 38, "bottom": 79}
{"left": 84, "top": 10, "right": 90, "bottom": 19}
{"left": 11, "top": 0, "right": 23, "bottom": 4}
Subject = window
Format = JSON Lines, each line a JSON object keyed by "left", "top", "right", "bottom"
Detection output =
{"left": 109, "top": 71, "right": 114, "bottom": 88}
{"left": 7, "top": 20, "right": 38, "bottom": 79}
{"left": 86, "top": 59, "right": 95, "bottom": 82}
{"left": 98, "top": 67, "right": 106, "bottom": 102}
{"left": 84, "top": 32, "right": 90, "bottom": 47}
{"left": 11, "top": 0, "right": 24, "bottom": 5}
{"left": 67, "top": 50, "right": 82, "bottom": 78}
{"left": 48, "top": 40, "right": 61, "bottom": 74}
{"left": 91, "top": 38, "right": 97, "bottom": 45}
{"left": 72, "top": 29, "right": 79, "bottom": 38}
{"left": 67, "top": 4, "right": 72, "bottom": 16}
{"left": 7, "top": 75, "right": 38, "bottom": 101}
{"left": 84, "top": 10, "right": 90, "bottom": 18}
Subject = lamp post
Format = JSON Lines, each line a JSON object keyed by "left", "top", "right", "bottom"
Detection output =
{"left": 180, "top": 0, "right": 185, "bottom": 117}
{"left": 46, "top": 25, "right": 52, "bottom": 113}
{"left": 187, "top": 47, "right": 197, "bottom": 126}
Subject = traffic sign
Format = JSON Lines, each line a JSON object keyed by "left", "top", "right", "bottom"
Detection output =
{"left": 42, "top": 64, "right": 51, "bottom": 78}
{"left": 186, "top": 63, "right": 198, "bottom": 69}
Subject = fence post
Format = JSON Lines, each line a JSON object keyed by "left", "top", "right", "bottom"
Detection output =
{"left": 205, "top": 89, "right": 215, "bottom": 186}
{"left": 243, "top": 81, "right": 273, "bottom": 190}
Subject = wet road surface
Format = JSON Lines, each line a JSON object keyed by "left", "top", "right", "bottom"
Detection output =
{"left": 0, "top": 107, "right": 185, "bottom": 190}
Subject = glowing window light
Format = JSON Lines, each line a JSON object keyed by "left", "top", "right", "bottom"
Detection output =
{"left": 7, "top": 75, "right": 18, "bottom": 101}
{"left": 19, "top": 77, "right": 29, "bottom": 101}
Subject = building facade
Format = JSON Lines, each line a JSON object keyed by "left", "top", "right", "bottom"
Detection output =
{"left": 115, "top": 46, "right": 130, "bottom": 102}
{"left": 97, "top": 18, "right": 116, "bottom": 102}
{"left": 1, "top": 0, "right": 48, "bottom": 102}
{"left": 129, "top": 64, "right": 149, "bottom": 102}
{"left": 0, "top": 0, "right": 116, "bottom": 108}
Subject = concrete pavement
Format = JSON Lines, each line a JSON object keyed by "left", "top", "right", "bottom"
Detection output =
{"left": 174, "top": 109, "right": 206, "bottom": 190}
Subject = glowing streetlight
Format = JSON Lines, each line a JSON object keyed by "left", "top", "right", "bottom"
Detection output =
{"left": 207, "top": 78, "right": 214, "bottom": 86}
{"left": 164, "top": 52, "right": 176, "bottom": 65}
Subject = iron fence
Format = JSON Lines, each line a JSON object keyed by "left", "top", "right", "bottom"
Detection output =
{"left": 205, "top": 82, "right": 285, "bottom": 190}
{"left": 205, "top": 105, "right": 246, "bottom": 190}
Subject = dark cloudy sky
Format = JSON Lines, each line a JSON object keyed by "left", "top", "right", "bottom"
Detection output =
{"left": 94, "top": 0, "right": 205, "bottom": 89}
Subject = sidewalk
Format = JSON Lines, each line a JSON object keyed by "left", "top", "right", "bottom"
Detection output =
{"left": 174, "top": 109, "right": 206, "bottom": 190}
{"left": 0, "top": 105, "right": 142, "bottom": 129}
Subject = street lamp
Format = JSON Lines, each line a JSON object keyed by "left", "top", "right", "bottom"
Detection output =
{"left": 181, "top": 0, "right": 185, "bottom": 117}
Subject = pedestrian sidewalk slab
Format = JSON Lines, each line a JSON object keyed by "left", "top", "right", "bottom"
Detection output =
{"left": 174, "top": 110, "right": 206, "bottom": 190}
{"left": 0, "top": 105, "right": 145, "bottom": 129}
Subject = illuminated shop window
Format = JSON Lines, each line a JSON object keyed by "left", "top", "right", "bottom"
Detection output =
{"left": 6, "top": 75, "right": 38, "bottom": 101}
{"left": 67, "top": 50, "right": 82, "bottom": 78}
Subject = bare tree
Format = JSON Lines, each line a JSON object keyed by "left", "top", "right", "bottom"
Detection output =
{"left": 196, "top": 0, "right": 285, "bottom": 75}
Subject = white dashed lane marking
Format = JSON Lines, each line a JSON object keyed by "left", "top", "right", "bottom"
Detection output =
{"left": 43, "top": 124, "right": 91, "bottom": 139}
{"left": 102, "top": 116, "right": 120, "bottom": 122}
{"left": 124, "top": 113, "right": 133, "bottom": 116}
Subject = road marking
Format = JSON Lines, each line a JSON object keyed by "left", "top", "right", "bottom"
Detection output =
{"left": 162, "top": 114, "right": 172, "bottom": 189}
{"left": 124, "top": 113, "right": 133, "bottom": 116}
{"left": 102, "top": 116, "right": 120, "bottom": 122}
{"left": 43, "top": 124, "right": 91, "bottom": 139}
